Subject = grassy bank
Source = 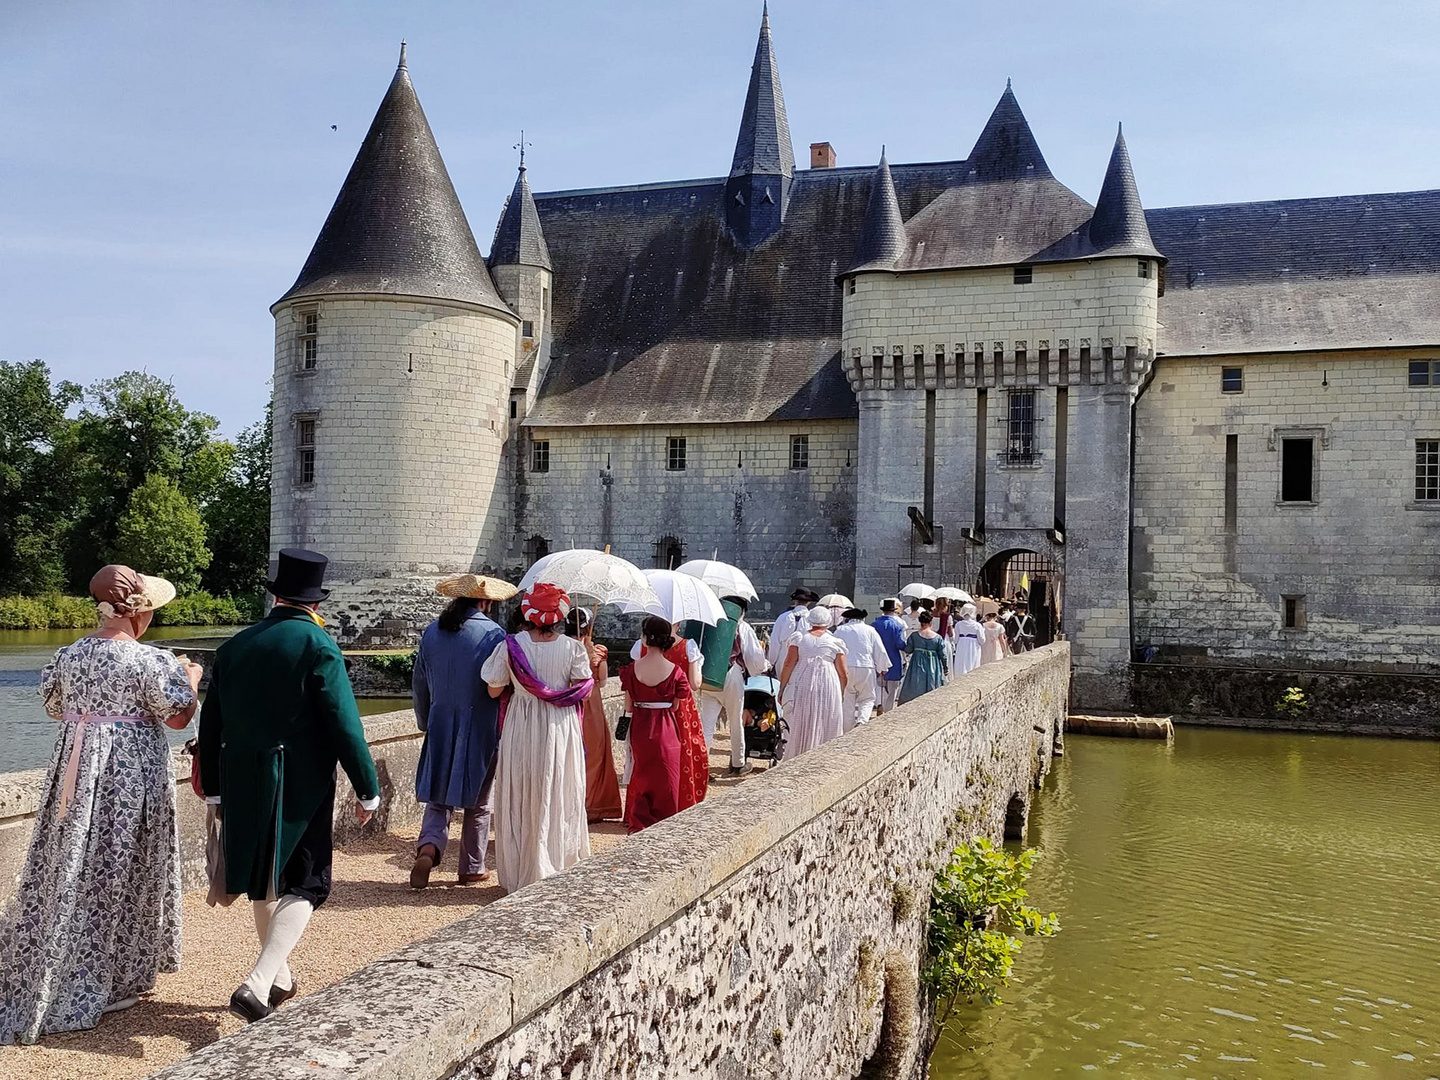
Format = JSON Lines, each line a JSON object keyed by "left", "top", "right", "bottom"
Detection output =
{"left": 0, "top": 592, "right": 263, "bottom": 630}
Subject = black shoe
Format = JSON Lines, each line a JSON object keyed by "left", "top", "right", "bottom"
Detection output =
{"left": 229, "top": 985, "right": 273, "bottom": 1023}
{"left": 268, "top": 978, "right": 299, "bottom": 1008}
{"left": 728, "top": 762, "right": 754, "bottom": 775}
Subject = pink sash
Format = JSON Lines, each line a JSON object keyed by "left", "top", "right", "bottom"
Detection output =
{"left": 58, "top": 712, "right": 150, "bottom": 816}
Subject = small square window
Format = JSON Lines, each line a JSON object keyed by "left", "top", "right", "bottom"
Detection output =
{"left": 790, "top": 434, "right": 810, "bottom": 469}
{"left": 530, "top": 440, "right": 550, "bottom": 473}
{"left": 521, "top": 320, "right": 534, "bottom": 338}
{"left": 1013, "top": 265, "right": 1032, "bottom": 285}
{"left": 1137, "top": 259, "right": 1151, "bottom": 279}
{"left": 667, "top": 437, "right": 687, "bottom": 471}
{"left": 1416, "top": 440, "right": 1440, "bottom": 500}
{"left": 847, "top": 278, "right": 856, "bottom": 295}
{"left": 1409, "top": 360, "right": 1438, "bottom": 387}
{"left": 1221, "top": 367, "right": 1243, "bottom": 393}
{"left": 1282, "top": 594, "right": 1306, "bottom": 630}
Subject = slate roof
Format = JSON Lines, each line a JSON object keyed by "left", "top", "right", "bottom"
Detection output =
{"left": 489, "top": 164, "right": 553, "bottom": 271}
{"left": 1148, "top": 189, "right": 1440, "bottom": 355}
{"left": 730, "top": 5, "right": 794, "bottom": 181}
{"left": 1088, "top": 127, "right": 1162, "bottom": 260}
{"left": 850, "top": 152, "right": 906, "bottom": 272}
{"left": 275, "top": 46, "right": 508, "bottom": 314}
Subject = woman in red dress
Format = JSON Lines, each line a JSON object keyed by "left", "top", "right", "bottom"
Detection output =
{"left": 661, "top": 623, "right": 708, "bottom": 809}
{"left": 621, "top": 617, "right": 690, "bottom": 831}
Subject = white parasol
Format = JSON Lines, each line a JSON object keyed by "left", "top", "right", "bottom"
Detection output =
{"left": 620, "top": 569, "right": 727, "bottom": 625}
{"left": 898, "top": 582, "right": 937, "bottom": 599}
{"left": 519, "top": 549, "right": 659, "bottom": 609}
{"left": 818, "top": 593, "right": 853, "bottom": 608}
{"left": 933, "top": 586, "right": 974, "bottom": 603}
{"left": 674, "top": 559, "right": 759, "bottom": 602}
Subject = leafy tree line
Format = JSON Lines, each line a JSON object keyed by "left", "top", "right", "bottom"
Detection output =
{"left": 0, "top": 360, "right": 270, "bottom": 616}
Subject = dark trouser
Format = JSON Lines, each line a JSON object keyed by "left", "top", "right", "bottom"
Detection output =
{"left": 277, "top": 782, "right": 335, "bottom": 908}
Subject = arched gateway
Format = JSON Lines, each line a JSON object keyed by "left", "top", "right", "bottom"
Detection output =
{"left": 977, "top": 548, "right": 1062, "bottom": 648}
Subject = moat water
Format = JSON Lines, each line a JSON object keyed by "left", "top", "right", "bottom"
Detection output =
{"left": 932, "top": 727, "right": 1440, "bottom": 1079}
{"left": 0, "top": 628, "right": 409, "bottom": 772}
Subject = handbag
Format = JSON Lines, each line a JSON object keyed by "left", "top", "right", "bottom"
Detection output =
{"left": 614, "top": 713, "right": 632, "bottom": 741}
{"left": 184, "top": 738, "right": 204, "bottom": 799}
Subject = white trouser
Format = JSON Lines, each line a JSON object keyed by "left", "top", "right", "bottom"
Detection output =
{"left": 879, "top": 676, "right": 903, "bottom": 713}
{"left": 842, "top": 667, "right": 878, "bottom": 732}
{"left": 699, "top": 664, "right": 747, "bottom": 768}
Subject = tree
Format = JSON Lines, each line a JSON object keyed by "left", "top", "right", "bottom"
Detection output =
{"left": 110, "top": 474, "right": 211, "bottom": 592}
{"left": 0, "top": 361, "right": 82, "bottom": 594}
{"left": 202, "top": 402, "right": 272, "bottom": 596}
{"left": 66, "top": 372, "right": 219, "bottom": 588}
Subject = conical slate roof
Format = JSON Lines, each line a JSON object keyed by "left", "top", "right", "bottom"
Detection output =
{"left": 729, "top": 4, "right": 794, "bottom": 180}
{"left": 849, "top": 150, "right": 907, "bottom": 272}
{"left": 1087, "top": 125, "right": 1163, "bottom": 260}
{"left": 275, "top": 45, "right": 507, "bottom": 312}
{"left": 489, "top": 163, "right": 552, "bottom": 270}
{"left": 964, "top": 81, "right": 1052, "bottom": 183}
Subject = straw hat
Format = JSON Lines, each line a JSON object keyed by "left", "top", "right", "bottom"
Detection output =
{"left": 89, "top": 565, "right": 177, "bottom": 617}
{"left": 436, "top": 573, "right": 519, "bottom": 601}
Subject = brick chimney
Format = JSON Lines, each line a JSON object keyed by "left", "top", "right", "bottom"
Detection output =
{"left": 810, "top": 142, "right": 836, "bottom": 169}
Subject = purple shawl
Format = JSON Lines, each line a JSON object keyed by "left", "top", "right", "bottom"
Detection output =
{"left": 505, "top": 634, "right": 594, "bottom": 709}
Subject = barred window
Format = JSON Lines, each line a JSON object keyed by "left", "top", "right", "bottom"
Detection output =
{"left": 530, "top": 440, "right": 550, "bottom": 473}
{"left": 653, "top": 535, "right": 685, "bottom": 570}
{"left": 1007, "top": 390, "right": 1036, "bottom": 464}
{"left": 1409, "top": 360, "right": 1440, "bottom": 386}
{"left": 790, "top": 434, "right": 810, "bottom": 469}
{"left": 667, "top": 437, "right": 687, "bottom": 471}
{"left": 1417, "top": 440, "right": 1440, "bottom": 500}
{"left": 296, "top": 417, "right": 316, "bottom": 486}
{"left": 300, "top": 309, "right": 318, "bottom": 370}
{"left": 524, "top": 535, "right": 550, "bottom": 565}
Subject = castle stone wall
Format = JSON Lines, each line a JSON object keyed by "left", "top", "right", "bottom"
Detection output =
{"left": 271, "top": 296, "right": 517, "bottom": 581}
{"left": 1133, "top": 346, "right": 1440, "bottom": 669}
{"left": 515, "top": 419, "right": 858, "bottom": 616}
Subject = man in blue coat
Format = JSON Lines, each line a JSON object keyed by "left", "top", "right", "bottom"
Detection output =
{"left": 409, "top": 574, "right": 514, "bottom": 888}
{"left": 874, "top": 597, "right": 909, "bottom": 714}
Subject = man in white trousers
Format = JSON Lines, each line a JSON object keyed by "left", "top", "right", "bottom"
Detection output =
{"left": 833, "top": 608, "right": 888, "bottom": 731}
{"left": 694, "top": 595, "right": 769, "bottom": 774}
{"left": 766, "top": 588, "right": 818, "bottom": 671}
{"left": 874, "top": 598, "right": 909, "bottom": 713}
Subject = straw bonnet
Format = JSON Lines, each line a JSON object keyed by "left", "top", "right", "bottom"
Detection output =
{"left": 89, "top": 565, "right": 177, "bottom": 617}
{"left": 435, "top": 574, "right": 519, "bottom": 601}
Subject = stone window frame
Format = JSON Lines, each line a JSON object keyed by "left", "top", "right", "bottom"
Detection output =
{"left": 1268, "top": 425, "right": 1327, "bottom": 507}
{"left": 521, "top": 320, "right": 534, "bottom": 340}
{"left": 1409, "top": 438, "right": 1440, "bottom": 509}
{"left": 1137, "top": 259, "right": 1151, "bottom": 280}
{"left": 998, "top": 388, "right": 1043, "bottom": 469}
{"left": 1012, "top": 265, "right": 1032, "bottom": 286}
{"left": 293, "top": 410, "right": 319, "bottom": 489}
{"left": 530, "top": 439, "right": 550, "bottom": 474}
{"left": 297, "top": 304, "right": 319, "bottom": 374}
{"left": 667, "top": 436, "right": 687, "bottom": 472}
{"left": 1281, "top": 593, "right": 1307, "bottom": 632}
{"left": 1407, "top": 359, "right": 1440, "bottom": 387}
{"left": 1220, "top": 366, "right": 1244, "bottom": 393}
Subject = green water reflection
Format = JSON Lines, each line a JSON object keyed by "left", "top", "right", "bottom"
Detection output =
{"left": 932, "top": 727, "right": 1440, "bottom": 1079}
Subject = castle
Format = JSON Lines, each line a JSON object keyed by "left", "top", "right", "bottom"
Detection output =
{"left": 270, "top": 13, "right": 1440, "bottom": 710}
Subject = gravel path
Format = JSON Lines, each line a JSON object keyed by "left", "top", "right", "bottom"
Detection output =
{"left": 0, "top": 734, "right": 768, "bottom": 1080}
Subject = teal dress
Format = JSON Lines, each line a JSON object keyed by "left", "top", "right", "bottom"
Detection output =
{"left": 899, "top": 632, "right": 949, "bottom": 705}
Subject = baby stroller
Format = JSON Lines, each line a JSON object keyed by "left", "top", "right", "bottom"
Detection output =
{"left": 742, "top": 675, "right": 788, "bottom": 763}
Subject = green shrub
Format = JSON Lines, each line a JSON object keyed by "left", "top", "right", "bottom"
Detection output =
{"left": 368, "top": 650, "right": 418, "bottom": 683}
{"left": 922, "top": 837, "right": 1060, "bottom": 1045}
{"left": 0, "top": 594, "right": 95, "bottom": 629}
{"left": 153, "top": 590, "right": 261, "bottom": 626}
{"left": 1275, "top": 685, "right": 1310, "bottom": 718}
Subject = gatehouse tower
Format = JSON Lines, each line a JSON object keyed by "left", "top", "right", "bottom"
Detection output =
{"left": 269, "top": 44, "right": 517, "bottom": 642}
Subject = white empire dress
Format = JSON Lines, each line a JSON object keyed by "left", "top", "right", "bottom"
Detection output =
{"left": 781, "top": 630, "right": 847, "bottom": 760}
{"left": 482, "top": 634, "right": 592, "bottom": 894}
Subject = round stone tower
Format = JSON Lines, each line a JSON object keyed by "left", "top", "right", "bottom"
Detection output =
{"left": 270, "top": 45, "right": 518, "bottom": 643}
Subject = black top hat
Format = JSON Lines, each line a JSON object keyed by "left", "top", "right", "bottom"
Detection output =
{"left": 267, "top": 548, "right": 330, "bottom": 603}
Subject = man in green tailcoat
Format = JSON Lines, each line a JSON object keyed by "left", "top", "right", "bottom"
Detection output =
{"left": 198, "top": 548, "right": 380, "bottom": 1023}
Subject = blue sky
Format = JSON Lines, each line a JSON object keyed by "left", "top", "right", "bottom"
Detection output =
{"left": 3, "top": 0, "right": 1437, "bottom": 435}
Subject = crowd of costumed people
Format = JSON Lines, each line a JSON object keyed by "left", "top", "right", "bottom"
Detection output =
{"left": 0, "top": 548, "right": 1038, "bottom": 1041}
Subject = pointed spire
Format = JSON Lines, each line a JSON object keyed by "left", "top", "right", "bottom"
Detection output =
{"left": 730, "top": 6, "right": 794, "bottom": 179}
{"left": 489, "top": 157, "right": 552, "bottom": 271}
{"left": 850, "top": 149, "right": 906, "bottom": 271}
{"left": 1087, "top": 123, "right": 1162, "bottom": 258}
{"left": 398, "top": 40, "right": 407, "bottom": 70}
{"left": 277, "top": 49, "right": 505, "bottom": 311}
{"left": 965, "top": 83, "right": 1052, "bottom": 183}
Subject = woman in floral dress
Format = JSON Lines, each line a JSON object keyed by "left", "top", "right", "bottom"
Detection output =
{"left": 0, "top": 566, "right": 201, "bottom": 1043}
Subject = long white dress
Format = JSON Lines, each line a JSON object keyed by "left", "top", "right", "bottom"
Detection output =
{"left": 781, "top": 630, "right": 847, "bottom": 760}
{"left": 951, "top": 617, "right": 985, "bottom": 675}
{"left": 482, "top": 634, "right": 592, "bottom": 894}
{"left": 980, "top": 621, "right": 1007, "bottom": 664}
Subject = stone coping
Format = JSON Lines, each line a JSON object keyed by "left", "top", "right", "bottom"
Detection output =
{"left": 148, "top": 645, "right": 1068, "bottom": 1080}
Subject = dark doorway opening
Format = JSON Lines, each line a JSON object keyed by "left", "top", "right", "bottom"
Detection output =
{"left": 976, "top": 548, "right": 1062, "bottom": 647}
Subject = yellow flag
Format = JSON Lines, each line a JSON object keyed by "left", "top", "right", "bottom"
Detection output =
{"left": 1020, "top": 572, "right": 1030, "bottom": 593}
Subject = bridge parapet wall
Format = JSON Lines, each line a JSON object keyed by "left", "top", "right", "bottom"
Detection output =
{"left": 147, "top": 643, "right": 1068, "bottom": 1080}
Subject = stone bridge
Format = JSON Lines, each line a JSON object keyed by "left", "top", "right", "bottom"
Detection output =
{"left": 0, "top": 644, "right": 1068, "bottom": 1080}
